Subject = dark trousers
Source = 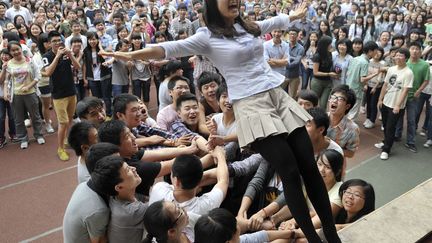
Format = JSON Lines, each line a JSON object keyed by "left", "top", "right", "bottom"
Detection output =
{"left": 301, "top": 66, "right": 314, "bottom": 90}
{"left": 415, "top": 92, "right": 431, "bottom": 131}
{"left": 89, "top": 79, "right": 112, "bottom": 116}
{"left": 252, "top": 128, "right": 340, "bottom": 243}
{"left": 366, "top": 86, "right": 381, "bottom": 123}
{"left": 75, "top": 80, "right": 86, "bottom": 102}
{"left": 0, "top": 98, "right": 16, "bottom": 140}
{"left": 132, "top": 79, "right": 151, "bottom": 102}
{"left": 382, "top": 105, "right": 405, "bottom": 153}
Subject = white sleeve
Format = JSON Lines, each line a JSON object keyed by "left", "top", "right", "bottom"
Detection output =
{"left": 149, "top": 182, "right": 171, "bottom": 205}
{"left": 256, "top": 14, "right": 291, "bottom": 35}
{"left": 195, "top": 187, "right": 224, "bottom": 214}
{"left": 158, "top": 28, "right": 210, "bottom": 59}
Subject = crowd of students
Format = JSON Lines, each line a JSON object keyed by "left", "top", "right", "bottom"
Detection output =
{"left": 0, "top": 0, "right": 431, "bottom": 242}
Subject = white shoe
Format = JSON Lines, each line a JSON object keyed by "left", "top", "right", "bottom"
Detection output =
{"left": 24, "top": 119, "right": 31, "bottom": 127}
{"left": 20, "top": 141, "right": 28, "bottom": 149}
{"left": 424, "top": 140, "right": 432, "bottom": 148}
{"left": 419, "top": 130, "right": 427, "bottom": 137}
{"left": 363, "top": 119, "right": 370, "bottom": 126}
{"left": 46, "top": 123, "right": 55, "bottom": 133}
{"left": 360, "top": 106, "right": 366, "bottom": 114}
{"left": 37, "top": 137, "right": 45, "bottom": 145}
{"left": 378, "top": 114, "right": 382, "bottom": 121}
{"left": 364, "top": 120, "right": 375, "bottom": 129}
{"left": 381, "top": 125, "right": 384, "bottom": 131}
{"left": 375, "top": 142, "right": 384, "bottom": 149}
{"left": 380, "top": 152, "right": 389, "bottom": 160}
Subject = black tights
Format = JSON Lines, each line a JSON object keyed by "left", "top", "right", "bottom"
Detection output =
{"left": 252, "top": 127, "right": 340, "bottom": 243}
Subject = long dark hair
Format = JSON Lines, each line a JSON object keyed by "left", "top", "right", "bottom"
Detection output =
{"left": 143, "top": 200, "right": 176, "bottom": 243}
{"left": 318, "top": 20, "right": 332, "bottom": 39}
{"left": 84, "top": 32, "right": 103, "bottom": 64}
{"left": 318, "top": 149, "right": 344, "bottom": 182}
{"left": 304, "top": 31, "right": 319, "bottom": 53}
{"left": 37, "top": 33, "right": 50, "bottom": 54}
{"left": 316, "top": 35, "right": 333, "bottom": 59}
{"left": 195, "top": 208, "right": 237, "bottom": 243}
{"left": 335, "top": 179, "right": 375, "bottom": 224}
{"left": 28, "top": 23, "right": 44, "bottom": 46}
{"left": 203, "top": 0, "right": 261, "bottom": 38}
{"left": 365, "top": 14, "right": 376, "bottom": 38}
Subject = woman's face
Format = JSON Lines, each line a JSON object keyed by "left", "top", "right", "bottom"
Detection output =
{"left": 43, "top": 41, "right": 51, "bottom": 50}
{"left": 353, "top": 43, "right": 362, "bottom": 52}
{"left": 338, "top": 43, "right": 347, "bottom": 54}
{"left": 178, "top": 32, "right": 188, "bottom": 40}
{"left": 31, "top": 25, "right": 41, "bottom": 36}
{"left": 310, "top": 33, "right": 318, "bottom": 43}
{"left": 164, "top": 202, "right": 189, "bottom": 233}
{"left": 374, "top": 50, "right": 383, "bottom": 60}
{"left": 152, "top": 7, "right": 158, "bottom": 16}
{"left": 342, "top": 186, "right": 366, "bottom": 215}
{"left": 156, "top": 35, "right": 166, "bottom": 43}
{"left": 159, "top": 22, "right": 167, "bottom": 31}
{"left": 356, "top": 17, "right": 363, "bottom": 24}
{"left": 383, "top": 11, "right": 389, "bottom": 19}
{"left": 46, "top": 24, "right": 55, "bottom": 32}
{"left": 89, "top": 37, "right": 98, "bottom": 47}
{"left": 320, "top": 22, "right": 328, "bottom": 32}
{"left": 367, "top": 17, "right": 373, "bottom": 24}
{"left": 132, "top": 38, "right": 141, "bottom": 47}
{"left": 47, "top": 10, "right": 55, "bottom": 18}
{"left": 317, "top": 155, "right": 337, "bottom": 187}
{"left": 417, "top": 14, "right": 423, "bottom": 23}
{"left": 18, "top": 25, "right": 27, "bottom": 35}
{"left": 16, "top": 16, "right": 25, "bottom": 25}
{"left": 120, "top": 42, "right": 130, "bottom": 51}
{"left": 410, "top": 32, "right": 419, "bottom": 41}
{"left": 269, "top": 4, "right": 276, "bottom": 12}
{"left": 338, "top": 30, "right": 346, "bottom": 39}
{"left": 396, "top": 13, "right": 403, "bottom": 21}
{"left": 380, "top": 32, "right": 390, "bottom": 42}
{"left": 217, "top": 0, "right": 240, "bottom": 23}
{"left": 37, "top": 7, "right": 45, "bottom": 14}
{"left": 119, "top": 29, "right": 128, "bottom": 38}
{"left": 1, "top": 53, "right": 11, "bottom": 62}
{"left": 9, "top": 44, "right": 23, "bottom": 59}
{"left": 394, "top": 39, "right": 403, "bottom": 47}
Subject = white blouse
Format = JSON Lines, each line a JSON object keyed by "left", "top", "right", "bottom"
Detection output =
{"left": 158, "top": 14, "right": 292, "bottom": 101}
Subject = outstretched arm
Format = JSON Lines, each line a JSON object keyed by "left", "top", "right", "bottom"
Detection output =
{"left": 101, "top": 46, "right": 166, "bottom": 61}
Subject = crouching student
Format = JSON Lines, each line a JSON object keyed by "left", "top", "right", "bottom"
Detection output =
{"left": 76, "top": 97, "right": 107, "bottom": 128}
{"left": 68, "top": 121, "right": 99, "bottom": 183}
{"left": 98, "top": 120, "right": 201, "bottom": 196}
{"left": 149, "top": 148, "right": 228, "bottom": 216}
{"left": 63, "top": 155, "right": 124, "bottom": 243}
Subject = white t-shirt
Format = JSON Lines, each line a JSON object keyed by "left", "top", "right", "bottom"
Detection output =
{"left": 158, "top": 80, "right": 172, "bottom": 112}
{"left": 383, "top": 65, "right": 414, "bottom": 109}
{"left": 307, "top": 181, "right": 343, "bottom": 209}
{"left": 77, "top": 156, "right": 91, "bottom": 184}
{"left": 212, "top": 113, "right": 237, "bottom": 136}
{"left": 149, "top": 182, "right": 224, "bottom": 216}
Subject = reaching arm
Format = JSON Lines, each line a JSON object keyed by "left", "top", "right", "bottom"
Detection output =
{"left": 101, "top": 46, "right": 166, "bottom": 61}
{"left": 212, "top": 146, "right": 229, "bottom": 198}
{"left": 141, "top": 139, "right": 198, "bottom": 162}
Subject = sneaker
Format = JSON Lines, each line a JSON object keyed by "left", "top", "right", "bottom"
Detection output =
{"left": 360, "top": 106, "right": 366, "bottom": 114}
{"left": 9, "top": 135, "right": 20, "bottom": 143}
{"left": 379, "top": 114, "right": 382, "bottom": 121}
{"left": 419, "top": 129, "right": 427, "bottom": 137}
{"left": 381, "top": 125, "right": 384, "bottom": 131}
{"left": 380, "top": 152, "right": 389, "bottom": 160}
{"left": 364, "top": 120, "right": 375, "bottom": 129}
{"left": 57, "top": 148, "right": 70, "bottom": 161}
{"left": 24, "top": 119, "right": 31, "bottom": 127}
{"left": 363, "top": 119, "right": 370, "bottom": 127}
{"left": 46, "top": 123, "right": 55, "bottom": 133}
{"left": 375, "top": 142, "right": 384, "bottom": 149}
{"left": 37, "top": 137, "right": 45, "bottom": 145}
{"left": 424, "top": 140, "right": 432, "bottom": 148}
{"left": 20, "top": 141, "right": 28, "bottom": 149}
{"left": 405, "top": 143, "right": 417, "bottom": 153}
{"left": 0, "top": 138, "right": 6, "bottom": 148}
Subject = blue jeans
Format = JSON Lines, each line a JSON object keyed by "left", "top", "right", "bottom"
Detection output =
{"left": 415, "top": 92, "right": 431, "bottom": 131}
{"left": 89, "top": 79, "right": 112, "bottom": 116}
{"left": 112, "top": 84, "right": 129, "bottom": 98}
{"left": 0, "top": 98, "right": 16, "bottom": 140}
{"left": 301, "top": 65, "right": 313, "bottom": 90}
{"left": 132, "top": 80, "right": 151, "bottom": 102}
{"left": 395, "top": 98, "right": 418, "bottom": 145}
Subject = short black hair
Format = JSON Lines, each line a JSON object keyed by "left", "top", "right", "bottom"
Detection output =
{"left": 363, "top": 41, "right": 379, "bottom": 54}
{"left": 93, "top": 19, "right": 105, "bottom": 27}
{"left": 68, "top": 121, "right": 96, "bottom": 156}
{"left": 177, "top": 3, "right": 187, "bottom": 10}
{"left": 172, "top": 154, "right": 203, "bottom": 189}
{"left": 98, "top": 120, "right": 127, "bottom": 146}
{"left": 70, "top": 36, "right": 82, "bottom": 44}
{"left": 288, "top": 27, "right": 300, "bottom": 33}
{"left": 159, "top": 60, "right": 182, "bottom": 80}
{"left": 308, "top": 107, "right": 329, "bottom": 136}
{"left": 176, "top": 93, "right": 198, "bottom": 111}
{"left": 216, "top": 83, "right": 228, "bottom": 101}
{"left": 113, "top": 93, "right": 139, "bottom": 119}
{"left": 167, "top": 75, "right": 190, "bottom": 91}
{"left": 297, "top": 90, "right": 318, "bottom": 107}
{"left": 47, "top": 31, "right": 62, "bottom": 41}
{"left": 195, "top": 208, "right": 237, "bottom": 243}
{"left": 197, "top": 71, "right": 221, "bottom": 92}
{"left": 408, "top": 41, "right": 422, "bottom": 50}
{"left": 76, "top": 97, "right": 104, "bottom": 119}
{"left": 112, "top": 12, "right": 124, "bottom": 21}
{"left": 330, "top": 84, "right": 357, "bottom": 114}
{"left": 86, "top": 142, "right": 120, "bottom": 173}
{"left": 91, "top": 155, "right": 124, "bottom": 196}
{"left": 396, "top": 47, "right": 410, "bottom": 60}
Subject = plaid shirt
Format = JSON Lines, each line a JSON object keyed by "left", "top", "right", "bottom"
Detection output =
{"left": 133, "top": 123, "right": 177, "bottom": 140}
{"left": 171, "top": 119, "right": 199, "bottom": 139}
{"left": 327, "top": 115, "right": 360, "bottom": 154}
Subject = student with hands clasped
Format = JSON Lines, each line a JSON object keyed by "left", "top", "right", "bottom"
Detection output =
{"left": 101, "top": 1, "right": 341, "bottom": 242}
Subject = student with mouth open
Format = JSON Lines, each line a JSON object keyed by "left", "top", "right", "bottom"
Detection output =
{"left": 100, "top": 1, "right": 341, "bottom": 242}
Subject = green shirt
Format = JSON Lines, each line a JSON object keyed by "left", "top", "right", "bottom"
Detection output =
{"left": 346, "top": 54, "right": 369, "bottom": 95}
{"left": 406, "top": 59, "right": 430, "bottom": 100}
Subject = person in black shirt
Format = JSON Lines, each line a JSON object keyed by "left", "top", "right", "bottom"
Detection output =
{"left": 43, "top": 31, "right": 81, "bottom": 161}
